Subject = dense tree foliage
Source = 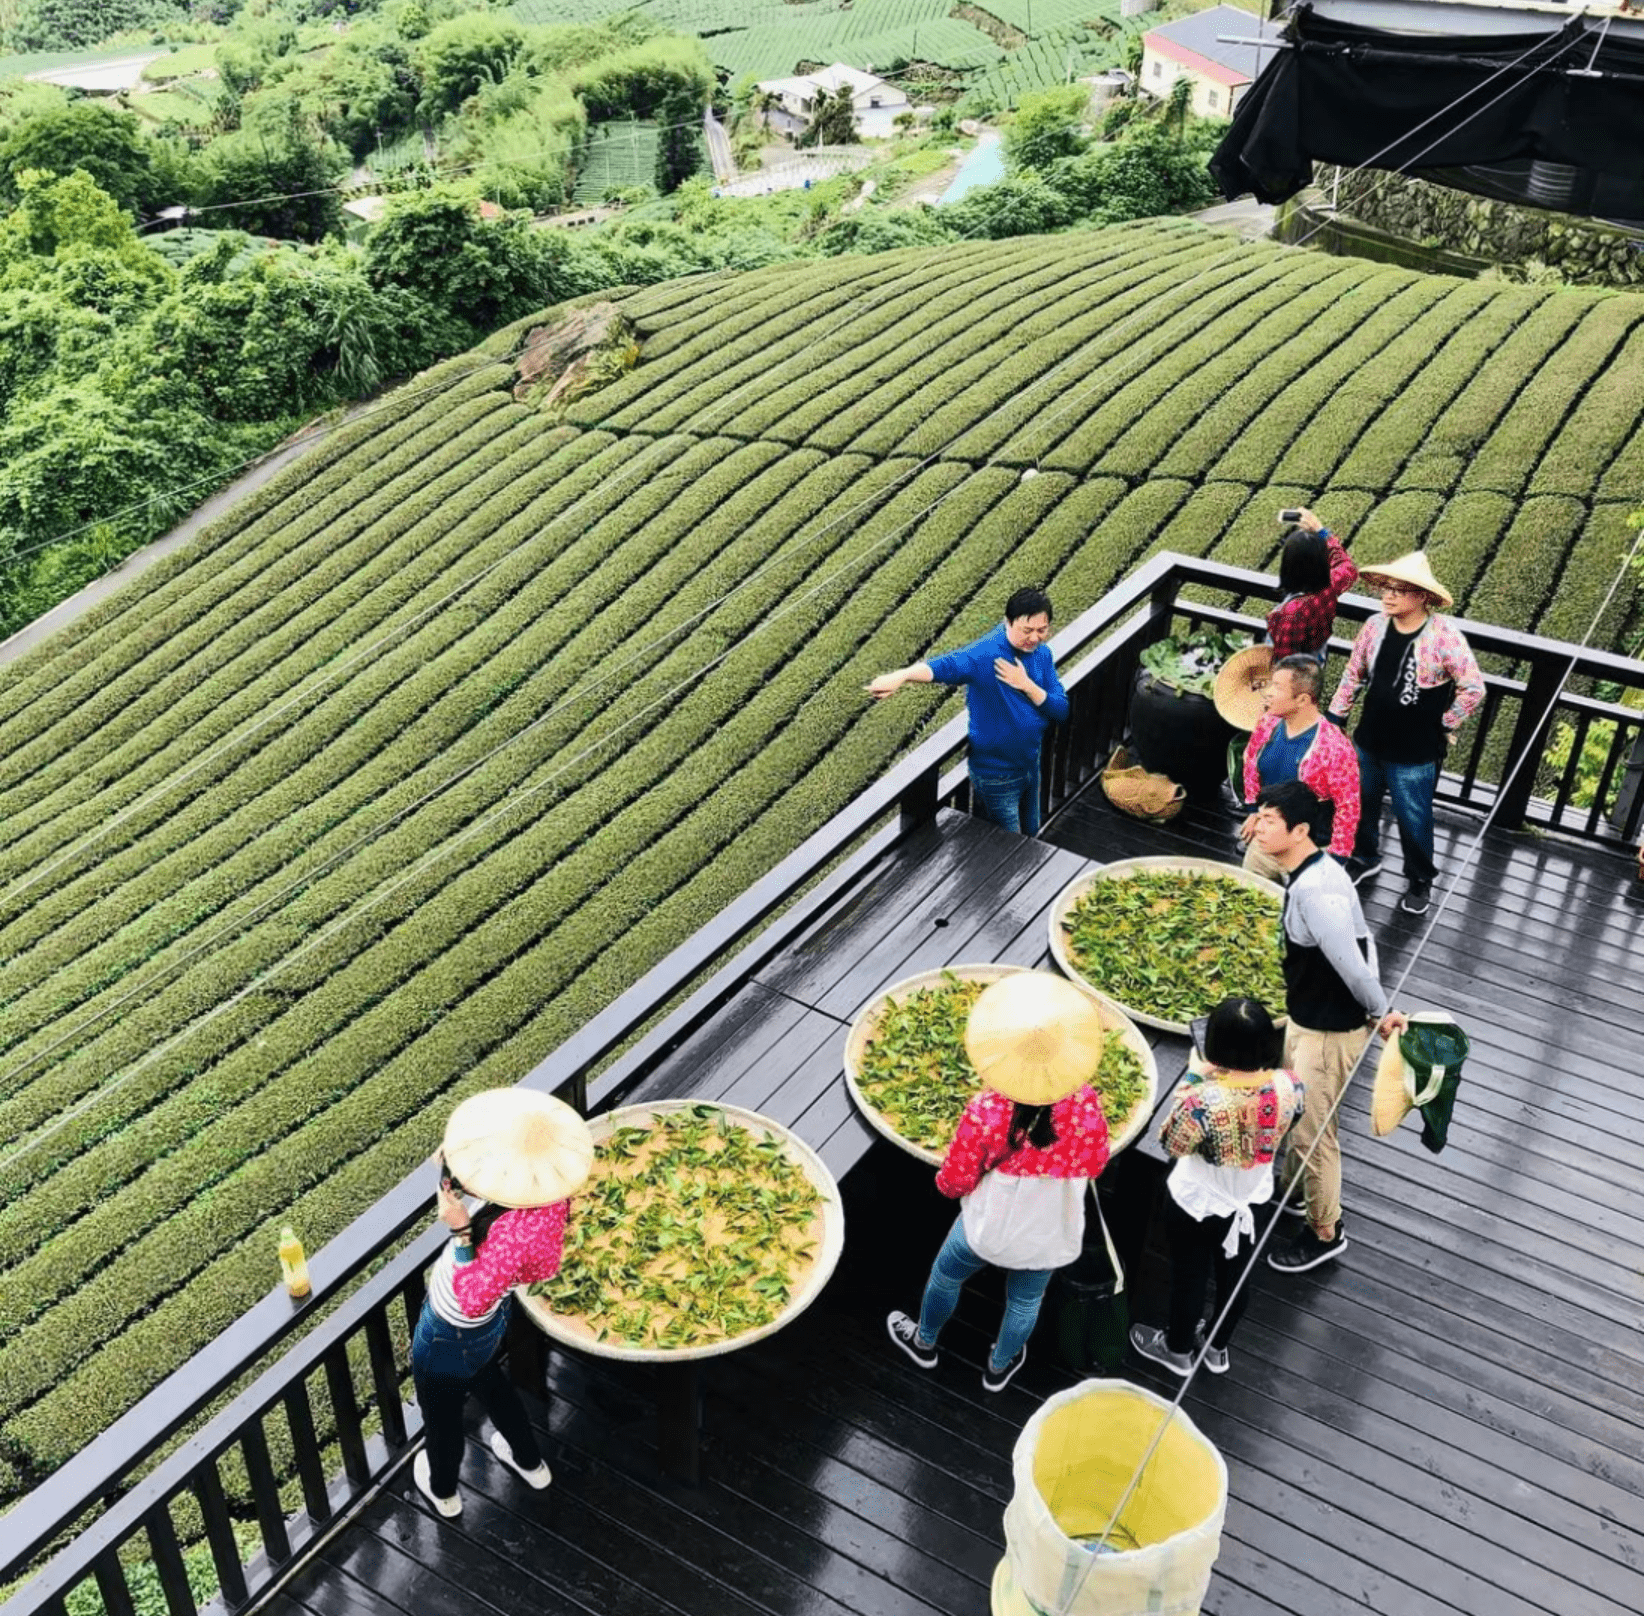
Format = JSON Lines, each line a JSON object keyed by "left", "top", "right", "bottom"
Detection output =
{"left": 0, "top": 104, "right": 173, "bottom": 215}
{"left": 9, "top": 0, "right": 180, "bottom": 51}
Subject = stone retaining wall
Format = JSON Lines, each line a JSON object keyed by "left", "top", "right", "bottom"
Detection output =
{"left": 1329, "top": 167, "right": 1644, "bottom": 288}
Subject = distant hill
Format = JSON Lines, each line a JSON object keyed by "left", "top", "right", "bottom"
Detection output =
{"left": 1, "top": 219, "right": 1640, "bottom": 1496}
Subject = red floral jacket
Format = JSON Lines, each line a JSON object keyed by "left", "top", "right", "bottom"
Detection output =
{"left": 1242, "top": 713, "right": 1361, "bottom": 858}
{"left": 935, "top": 1087, "right": 1110, "bottom": 1199}
{"left": 1328, "top": 613, "right": 1485, "bottom": 734}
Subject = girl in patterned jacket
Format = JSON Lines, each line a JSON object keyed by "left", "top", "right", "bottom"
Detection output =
{"left": 887, "top": 973, "right": 1110, "bottom": 1393}
{"left": 1130, "top": 997, "right": 1303, "bottom": 1379}
{"left": 411, "top": 1089, "right": 593, "bottom": 1519}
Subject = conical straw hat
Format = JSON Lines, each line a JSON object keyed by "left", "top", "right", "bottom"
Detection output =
{"left": 964, "top": 972, "right": 1106, "bottom": 1107}
{"left": 1213, "top": 645, "right": 1274, "bottom": 732}
{"left": 1369, "top": 1038, "right": 1412, "bottom": 1137}
{"left": 1359, "top": 552, "right": 1453, "bottom": 610}
{"left": 442, "top": 1088, "right": 595, "bottom": 1207}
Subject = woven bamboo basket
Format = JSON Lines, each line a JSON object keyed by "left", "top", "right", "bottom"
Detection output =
{"left": 1048, "top": 857, "right": 1285, "bottom": 1036}
{"left": 516, "top": 1100, "right": 844, "bottom": 1362}
{"left": 842, "top": 964, "right": 1159, "bottom": 1166}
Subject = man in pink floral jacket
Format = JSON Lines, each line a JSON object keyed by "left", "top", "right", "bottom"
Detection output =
{"left": 1240, "top": 656, "right": 1360, "bottom": 881}
{"left": 1327, "top": 553, "right": 1483, "bottom": 915}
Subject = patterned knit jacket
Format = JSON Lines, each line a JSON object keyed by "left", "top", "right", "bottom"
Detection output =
{"left": 1327, "top": 612, "right": 1484, "bottom": 736}
{"left": 1242, "top": 712, "right": 1361, "bottom": 858}
{"left": 1158, "top": 1068, "right": 1304, "bottom": 1169}
{"left": 935, "top": 1087, "right": 1110, "bottom": 1199}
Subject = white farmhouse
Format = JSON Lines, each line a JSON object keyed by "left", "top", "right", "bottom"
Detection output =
{"left": 754, "top": 63, "right": 913, "bottom": 139}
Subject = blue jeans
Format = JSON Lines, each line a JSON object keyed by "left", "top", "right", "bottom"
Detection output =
{"left": 917, "top": 1215, "right": 1054, "bottom": 1372}
{"left": 1354, "top": 749, "right": 1438, "bottom": 886}
{"left": 411, "top": 1297, "right": 543, "bottom": 1496}
{"left": 970, "top": 761, "right": 1040, "bottom": 836}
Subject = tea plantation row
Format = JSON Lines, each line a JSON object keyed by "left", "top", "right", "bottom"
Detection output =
{"left": 0, "top": 221, "right": 1639, "bottom": 1497}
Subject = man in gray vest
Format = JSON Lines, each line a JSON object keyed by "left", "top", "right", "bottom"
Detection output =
{"left": 1249, "top": 781, "right": 1407, "bottom": 1272}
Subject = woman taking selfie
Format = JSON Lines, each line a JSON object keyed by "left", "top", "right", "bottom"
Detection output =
{"left": 411, "top": 1087, "right": 594, "bottom": 1518}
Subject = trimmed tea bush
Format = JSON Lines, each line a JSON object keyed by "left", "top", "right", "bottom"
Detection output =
{"left": 2, "top": 220, "right": 1641, "bottom": 1501}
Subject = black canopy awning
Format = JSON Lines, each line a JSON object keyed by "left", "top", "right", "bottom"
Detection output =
{"left": 1210, "top": 7, "right": 1644, "bottom": 224}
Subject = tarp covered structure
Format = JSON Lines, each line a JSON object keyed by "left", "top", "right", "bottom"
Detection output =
{"left": 1210, "top": 7, "right": 1644, "bottom": 225}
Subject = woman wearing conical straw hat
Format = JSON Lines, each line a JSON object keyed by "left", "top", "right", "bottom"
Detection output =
{"left": 411, "top": 1088, "right": 594, "bottom": 1519}
{"left": 887, "top": 973, "right": 1110, "bottom": 1393}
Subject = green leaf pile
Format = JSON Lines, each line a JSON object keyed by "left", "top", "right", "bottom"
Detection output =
{"left": 854, "top": 972, "right": 1149, "bottom": 1152}
{"left": 532, "top": 1105, "right": 821, "bottom": 1349}
{"left": 1061, "top": 872, "right": 1284, "bottom": 1025}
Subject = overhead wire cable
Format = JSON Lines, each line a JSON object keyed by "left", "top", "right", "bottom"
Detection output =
{"left": 0, "top": 175, "right": 1158, "bottom": 1159}
{"left": 0, "top": 25, "right": 1597, "bottom": 1178}
{"left": 1051, "top": 14, "right": 1607, "bottom": 1580}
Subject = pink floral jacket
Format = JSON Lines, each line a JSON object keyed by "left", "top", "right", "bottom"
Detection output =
{"left": 1242, "top": 713, "right": 1361, "bottom": 858}
{"left": 935, "top": 1087, "right": 1110, "bottom": 1199}
{"left": 1328, "top": 614, "right": 1484, "bottom": 734}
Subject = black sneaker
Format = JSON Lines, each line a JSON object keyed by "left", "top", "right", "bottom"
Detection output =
{"left": 1268, "top": 1223, "right": 1348, "bottom": 1273}
{"left": 982, "top": 1345, "right": 1027, "bottom": 1393}
{"left": 1194, "top": 1326, "right": 1230, "bottom": 1376}
{"left": 1400, "top": 881, "right": 1432, "bottom": 915}
{"left": 886, "top": 1311, "right": 937, "bottom": 1369}
{"left": 1345, "top": 856, "right": 1384, "bottom": 885}
{"left": 1129, "top": 1324, "right": 1193, "bottom": 1379}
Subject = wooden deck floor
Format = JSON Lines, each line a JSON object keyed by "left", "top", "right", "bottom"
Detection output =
{"left": 264, "top": 789, "right": 1644, "bottom": 1616}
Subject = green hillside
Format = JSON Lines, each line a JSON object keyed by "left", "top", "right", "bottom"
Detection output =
{"left": 1, "top": 220, "right": 1642, "bottom": 1496}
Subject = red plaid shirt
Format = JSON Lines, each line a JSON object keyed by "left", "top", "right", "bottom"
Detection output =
{"left": 1266, "top": 534, "right": 1357, "bottom": 659}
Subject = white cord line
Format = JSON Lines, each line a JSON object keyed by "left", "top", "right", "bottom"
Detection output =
{"left": 0, "top": 170, "right": 1098, "bottom": 919}
{"left": 0, "top": 264, "right": 913, "bottom": 912}
{"left": 0, "top": 183, "right": 1130, "bottom": 1115}
{"left": 1080, "top": 520, "right": 1644, "bottom": 1582}
{"left": 0, "top": 459, "right": 987, "bottom": 1183}
{"left": 0, "top": 27, "right": 1596, "bottom": 1168}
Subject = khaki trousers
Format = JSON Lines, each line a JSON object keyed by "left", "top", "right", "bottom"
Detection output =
{"left": 1281, "top": 1021, "right": 1369, "bottom": 1235}
{"left": 1241, "top": 839, "right": 1287, "bottom": 884}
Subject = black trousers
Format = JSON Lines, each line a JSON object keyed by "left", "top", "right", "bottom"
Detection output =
{"left": 1163, "top": 1195, "right": 1256, "bottom": 1355}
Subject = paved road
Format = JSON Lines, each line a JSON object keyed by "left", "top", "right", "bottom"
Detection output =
{"left": 0, "top": 413, "right": 353, "bottom": 667}
{"left": 1191, "top": 197, "right": 1277, "bottom": 241}
{"left": 703, "top": 109, "right": 736, "bottom": 184}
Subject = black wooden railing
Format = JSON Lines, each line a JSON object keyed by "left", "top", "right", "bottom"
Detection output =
{"left": 4, "top": 552, "right": 1640, "bottom": 1616}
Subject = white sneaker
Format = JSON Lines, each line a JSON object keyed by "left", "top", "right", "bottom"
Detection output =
{"left": 413, "top": 1451, "right": 461, "bottom": 1518}
{"left": 490, "top": 1430, "right": 551, "bottom": 1489}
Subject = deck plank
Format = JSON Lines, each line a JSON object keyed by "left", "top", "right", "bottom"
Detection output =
{"left": 281, "top": 791, "right": 1644, "bottom": 1616}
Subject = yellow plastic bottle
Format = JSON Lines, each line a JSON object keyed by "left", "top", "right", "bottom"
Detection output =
{"left": 278, "top": 1225, "right": 311, "bottom": 1299}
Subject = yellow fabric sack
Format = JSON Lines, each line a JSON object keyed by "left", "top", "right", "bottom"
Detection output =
{"left": 993, "top": 1380, "right": 1226, "bottom": 1616}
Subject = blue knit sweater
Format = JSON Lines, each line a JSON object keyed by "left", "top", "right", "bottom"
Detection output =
{"left": 927, "top": 624, "right": 1069, "bottom": 774}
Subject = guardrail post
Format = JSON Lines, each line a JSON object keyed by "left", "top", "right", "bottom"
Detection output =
{"left": 1497, "top": 657, "right": 1567, "bottom": 829}
{"left": 898, "top": 760, "right": 940, "bottom": 835}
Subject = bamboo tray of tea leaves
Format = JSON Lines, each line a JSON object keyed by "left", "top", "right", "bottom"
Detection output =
{"left": 1049, "top": 857, "right": 1286, "bottom": 1036}
{"left": 843, "top": 964, "right": 1158, "bottom": 1166}
{"left": 519, "top": 1100, "right": 843, "bottom": 1361}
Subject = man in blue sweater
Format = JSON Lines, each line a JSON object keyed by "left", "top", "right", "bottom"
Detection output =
{"left": 867, "top": 588, "right": 1069, "bottom": 835}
